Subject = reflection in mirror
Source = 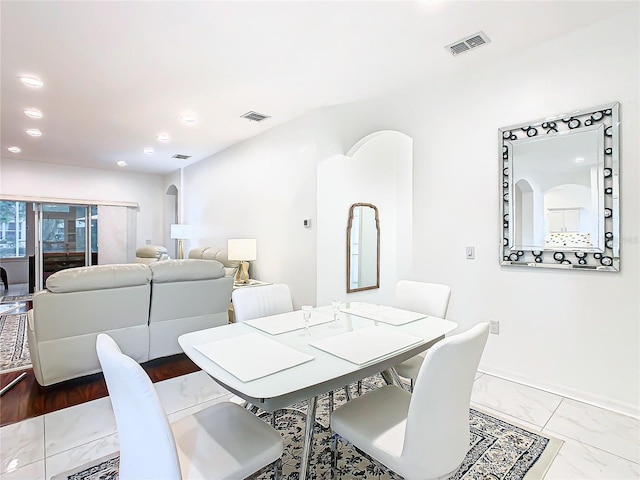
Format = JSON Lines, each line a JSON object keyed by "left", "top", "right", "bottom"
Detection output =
{"left": 508, "top": 125, "right": 604, "bottom": 250}
{"left": 500, "top": 102, "right": 619, "bottom": 271}
{"left": 347, "top": 203, "right": 380, "bottom": 292}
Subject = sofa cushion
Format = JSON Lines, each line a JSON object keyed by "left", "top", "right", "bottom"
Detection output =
{"left": 189, "top": 247, "right": 240, "bottom": 266}
{"left": 150, "top": 259, "right": 225, "bottom": 283}
{"left": 188, "top": 247, "right": 240, "bottom": 278}
{"left": 46, "top": 263, "right": 152, "bottom": 293}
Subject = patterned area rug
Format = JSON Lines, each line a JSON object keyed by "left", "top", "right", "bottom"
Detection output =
{"left": 0, "top": 294, "right": 33, "bottom": 303}
{"left": 0, "top": 313, "right": 31, "bottom": 373}
{"left": 54, "top": 377, "right": 562, "bottom": 480}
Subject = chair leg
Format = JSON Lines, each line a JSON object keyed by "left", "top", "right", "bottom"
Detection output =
{"left": 0, "top": 268, "right": 8, "bottom": 290}
{"left": 329, "top": 390, "right": 334, "bottom": 413}
{"left": 357, "top": 380, "right": 362, "bottom": 396}
{"left": 331, "top": 431, "right": 338, "bottom": 478}
{"left": 273, "top": 457, "right": 283, "bottom": 480}
{"left": 410, "top": 378, "right": 414, "bottom": 393}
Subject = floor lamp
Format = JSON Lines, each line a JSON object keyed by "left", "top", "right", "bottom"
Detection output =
{"left": 170, "top": 224, "right": 192, "bottom": 259}
{"left": 228, "top": 238, "right": 256, "bottom": 284}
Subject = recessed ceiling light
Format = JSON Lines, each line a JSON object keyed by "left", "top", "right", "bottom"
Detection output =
{"left": 24, "top": 108, "right": 43, "bottom": 119}
{"left": 7, "top": 146, "right": 21, "bottom": 153}
{"left": 180, "top": 115, "right": 196, "bottom": 124}
{"left": 26, "top": 128, "right": 42, "bottom": 137}
{"left": 157, "top": 134, "right": 170, "bottom": 142}
{"left": 575, "top": 157, "right": 585, "bottom": 163}
{"left": 117, "top": 160, "right": 128, "bottom": 167}
{"left": 19, "top": 76, "right": 44, "bottom": 88}
{"left": 144, "top": 147, "right": 154, "bottom": 154}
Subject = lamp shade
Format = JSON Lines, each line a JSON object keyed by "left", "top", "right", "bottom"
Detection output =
{"left": 170, "top": 224, "right": 192, "bottom": 240}
{"left": 228, "top": 238, "right": 257, "bottom": 261}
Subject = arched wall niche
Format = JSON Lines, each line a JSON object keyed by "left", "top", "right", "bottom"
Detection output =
{"left": 165, "top": 184, "right": 179, "bottom": 257}
{"left": 317, "top": 129, "right": 413, "bottom": 306}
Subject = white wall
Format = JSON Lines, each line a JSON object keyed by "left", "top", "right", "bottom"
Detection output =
{"left": 183, "top": 11, "right": 638, "bottom": 415}
{"left": 0, "top": 157, "right": 166, "bottom": 276}
{"left": 359, "top": 12, "right": 637, "bottom": 415}
{"left": 182, "top": 112, "right": 325, "bottom": 308}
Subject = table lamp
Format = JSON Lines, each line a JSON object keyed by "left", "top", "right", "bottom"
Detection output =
{"left": 170, "top": 224, "right": 192, "bottom": 259}
{"left": 227, "top": 238, "right": 256, "bottom": 284}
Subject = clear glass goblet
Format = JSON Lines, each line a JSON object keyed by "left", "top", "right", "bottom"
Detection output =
{"left": 300, "top": 305, "right": 312, "bottom": 336}
{"left": 329, "top": 300, "right": 342, "bottom": 329}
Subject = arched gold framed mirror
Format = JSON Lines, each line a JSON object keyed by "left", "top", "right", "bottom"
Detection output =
{"left": 347, "top": 203, "right": 380, "bottom": 293}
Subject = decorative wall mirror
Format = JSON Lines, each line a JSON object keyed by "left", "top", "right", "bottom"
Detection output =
{"left": 500, "top": 102, "right": 620, "bottom": 271}
{"left": 347, "top": 203, "right": 380, "bottom": 292}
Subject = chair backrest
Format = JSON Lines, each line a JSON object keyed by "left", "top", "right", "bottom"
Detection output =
{"left": 402, "top": 322, "right": 489, "bottom": 479}
{"left": 231, "top": 284, "right": 293, "bottom": 322}
{"left": 96, "top": 334, "right": 182, "bottom": 480}
{"left": 393, "top": 280, "right": 451, "bottom": 318}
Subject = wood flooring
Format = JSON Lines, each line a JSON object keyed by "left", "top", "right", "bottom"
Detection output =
{"left": 0, "top": 353, "right": 200, "bottom": 428}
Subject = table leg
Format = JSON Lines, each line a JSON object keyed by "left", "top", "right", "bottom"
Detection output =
{"left": 299, "top": 396, "right": 317, "bottom": 480}
{"left": 380, "top": 368, "right": 403, "bottom": 387}
{"left": 343, "top": 384, "right": 352, "bottom": 401}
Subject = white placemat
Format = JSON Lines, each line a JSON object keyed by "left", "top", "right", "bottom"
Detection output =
{"left": 246, "top": 310, "right": 334, "bottom": 335}
{"left": 341, "top": 303, "right": 426, "bottom": 325}
{"left": 309, "top": 326, "right": 423, "bottom": 365}
{"left": 194, "top": 333, "right": 314, "bottom": 382}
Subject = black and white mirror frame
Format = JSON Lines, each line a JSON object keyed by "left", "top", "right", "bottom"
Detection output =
{"left": 499, "top": 102, "right": 620, "bottom": 271}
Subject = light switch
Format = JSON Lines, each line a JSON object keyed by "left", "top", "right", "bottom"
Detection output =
{"left": 465, "top": 246, "right": 475, "bottom": 259}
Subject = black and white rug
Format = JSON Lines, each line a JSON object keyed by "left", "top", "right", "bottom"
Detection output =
{"left": 0, "top": 313, "right": 31, "bottom": 373}
{"left": 56, "top": 377, "right": 562, "bottom": 480}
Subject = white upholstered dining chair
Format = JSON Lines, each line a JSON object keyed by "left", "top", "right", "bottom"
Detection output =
{"left": 96, "top": 334, "right": 283, "bottom": 480}
{"left": 393, "top": 280, "right": 452, "bottom": 391}
{"left": 330, "top": 322, "right": 489, "bottom": 480}
{"left": 232, "top": 283, "right": 294, "bottom": 322}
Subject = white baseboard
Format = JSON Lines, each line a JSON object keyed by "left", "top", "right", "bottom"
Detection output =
{"left": 478, "top": 364, "right": 640, "bottom": 420}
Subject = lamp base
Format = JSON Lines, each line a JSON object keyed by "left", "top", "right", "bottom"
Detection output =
{"left": 235, "top": 261, "right": 250, "bottom": 284}
{"left": 177, "top": 239, "right": 185, "bottom": 260}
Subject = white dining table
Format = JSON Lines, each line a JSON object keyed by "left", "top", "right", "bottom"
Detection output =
{"left": 178, "top": 303, "right": 457, "bottom": 480}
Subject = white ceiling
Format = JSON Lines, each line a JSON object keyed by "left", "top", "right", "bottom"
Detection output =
{"left": 1, "top": 1, "right": 633, "bottom": 175}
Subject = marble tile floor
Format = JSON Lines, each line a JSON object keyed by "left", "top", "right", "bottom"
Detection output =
{"left": 1, "top": 370, "right": 638, "bottom": 480}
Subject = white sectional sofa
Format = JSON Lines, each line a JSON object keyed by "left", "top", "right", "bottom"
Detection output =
{"left": 27, "top": 259, "right": 233, "bottom": 386}
{"left": 188, "top": 246, "right": 245, "bottom": 280}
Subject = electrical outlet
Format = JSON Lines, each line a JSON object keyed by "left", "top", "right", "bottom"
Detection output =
{"left": 465, "top": 246, "right": 475, "bottom": 259}
{"left": 489, "top": 320, "right": 500, "bottom": 335}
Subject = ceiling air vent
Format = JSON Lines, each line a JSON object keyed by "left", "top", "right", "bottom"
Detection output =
{"left": 446, "top": 31, "right": 491, "bottom": 56}
{"left": 241, "top": 111, "right": 271, "bottom": 122}
{"left": 172, "top": 154, "right": 191, "bottom": 160}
